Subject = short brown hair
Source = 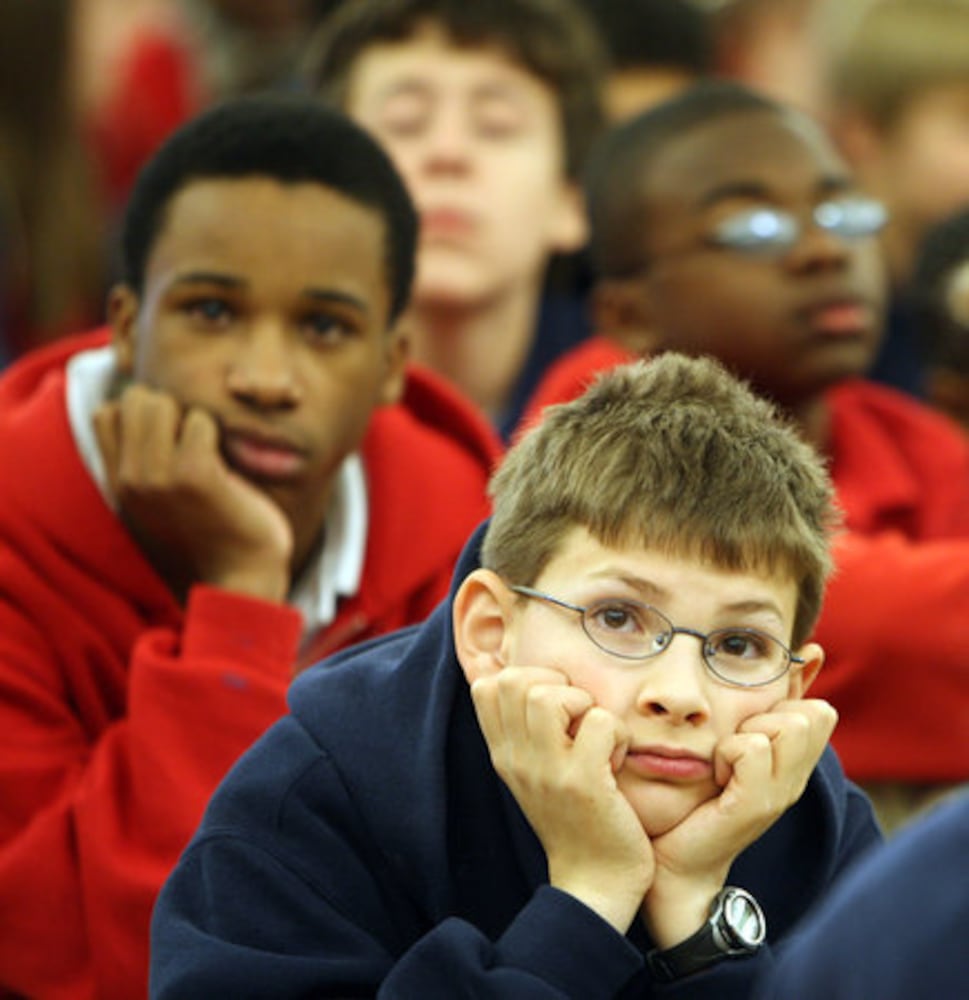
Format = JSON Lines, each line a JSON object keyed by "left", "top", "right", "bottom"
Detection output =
{"left": 302, "top": 0, "right": 607, "bottom": 180}
{"left": 483, "top": 353, "right": 839, "bottom": 644}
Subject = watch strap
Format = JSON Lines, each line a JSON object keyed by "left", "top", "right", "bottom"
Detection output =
{"left": 646, "top": 886, "right": 765, "bottom": 983}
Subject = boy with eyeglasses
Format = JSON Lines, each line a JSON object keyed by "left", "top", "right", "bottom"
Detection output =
{"left": 150, "top": 352, "right": 881, "bottom": 999}
{"left": 524, "top": 80, "right": 969, "bottom": 832}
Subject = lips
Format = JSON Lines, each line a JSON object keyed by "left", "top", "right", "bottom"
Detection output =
{"left": 800, "top": 297, "right": 875, "bottom": 337}
{"left": 220, "top": 428, "right": 307, "bottom": 482}
{"left": 625, "top": 745, "right": 713, "bottom": 781}
{"left": 420, "top": 207, "right": 476, "bottom": 241}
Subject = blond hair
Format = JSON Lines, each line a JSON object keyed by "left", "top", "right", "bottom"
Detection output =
{"left": 483, "top": 353, "right": 839, "bottom": 645}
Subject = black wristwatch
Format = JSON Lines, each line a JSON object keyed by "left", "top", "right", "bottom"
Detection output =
{"left": 646, "top": 886, "right": 766, "bottom": 983}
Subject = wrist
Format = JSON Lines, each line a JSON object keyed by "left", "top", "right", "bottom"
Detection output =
{"left": 643, "top": 872, "right": 727, "bottom": 949}
{"left": 646, "top": 886, "right": 766, "bottom": 983}
{"left": 550, "top": 867, "right": 649, "bottom": 935}
{"left": 207, "top": 557, "right": 289, "bottom": 603}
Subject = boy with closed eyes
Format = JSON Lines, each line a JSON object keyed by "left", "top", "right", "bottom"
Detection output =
{"left": 304, "top": 0, "right": 606, "bottom": 441}
{"left": 150, "top": 352, "right": 881, "bottom": 999}
{"left": 0, "top": 94, "right": 498, "bottom": 1000}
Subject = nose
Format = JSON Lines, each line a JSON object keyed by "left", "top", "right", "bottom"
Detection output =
{"left": 783, "top": 214, "right": 853, "bottom": 275}
{"left": 225, "top": 319, "right": 302, "bottom": 410}
{"left": 422, "top": 102, "right": 472, "bottom": 175}
{"left": 634, "top": 634, "right": 711, "bottom": 727}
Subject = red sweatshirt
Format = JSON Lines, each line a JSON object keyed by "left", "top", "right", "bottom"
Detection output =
{"left": 0, "top": 331, "right": 500, "bottom": 1000}
{"left": 526, "top": 337, "right": 969, "bottom": 784}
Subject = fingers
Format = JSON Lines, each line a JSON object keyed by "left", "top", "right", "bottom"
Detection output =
{"left": 102, "top": 385, "right": 224, "bottom": 499}
{"left": 714, "top": 698, "right": 838, "bottom": 814}
{"left": 738, "top": 698, "right": 838, "bottom": 786}
{"left": 470, "top": 667, "right": 591, "bottom": 769}
{"left": 92, "top": 401, "right": 121, "bottom": 497}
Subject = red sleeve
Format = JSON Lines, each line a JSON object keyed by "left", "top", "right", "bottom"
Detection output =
{"left": 0, "top": 585, "right": 300, "bottom": 1000}
{"left": 811, "top": 530, "right": 969, "bottom": 783}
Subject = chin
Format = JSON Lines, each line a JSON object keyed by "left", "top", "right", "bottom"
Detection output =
{"left": 623, "top": 778, "right": 718, "bottom": 838}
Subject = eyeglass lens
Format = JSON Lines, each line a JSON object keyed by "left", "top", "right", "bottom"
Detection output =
{"left": 710, "top": 196, "right": 887, "bottom": 255}
{"left": 582, "top": 599, "right": 790, "bottom": 686}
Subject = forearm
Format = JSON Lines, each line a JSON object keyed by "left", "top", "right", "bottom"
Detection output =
{"left": 0, "top": 588, "right": 300, "bottom": 998}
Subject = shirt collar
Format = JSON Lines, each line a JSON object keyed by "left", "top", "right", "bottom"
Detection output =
{"left": 65, "top": 345, "right": 366, "bottom": 640}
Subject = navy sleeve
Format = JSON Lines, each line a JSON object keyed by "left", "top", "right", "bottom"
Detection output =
{"left": 150, "top": 839, "right": 643, "bottom": 999}
{"left": 754, "top": 793, "right": 969, "bottom": 1000}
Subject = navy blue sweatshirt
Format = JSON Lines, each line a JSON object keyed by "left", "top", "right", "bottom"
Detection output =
{"left": 756, "top": 791, "right": 969, "bottom": 1000}
{"left": 150, "top": 525, "right": 881, "bottom": 999}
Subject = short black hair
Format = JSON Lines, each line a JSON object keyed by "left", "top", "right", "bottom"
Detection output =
{"left": 303, "top": 0, "right": 607, "bottom": 180}
{"left": 579, "top": 0, "right": 713, "bottom": 75}
{"left": 120, "top": 93, "right": 418, "bottom": 323}
{"left": 911, "top": 206, "right": 969, "bottom": 373}
{"left": 585, "top": 79, "right": 782, "bottom": 276}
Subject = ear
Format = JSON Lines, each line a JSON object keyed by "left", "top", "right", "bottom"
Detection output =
{"left": 829, "top": 107, "right": 886, "bottom": 177}
{"left": 452, "top": 569, "right": 515, "bottom": 686}
{"left": 787, "top": 641, "right": 824, "bottom": 697}
{"left": 377, "top": 320, "right": 410, "bottom": 406}
{"left": 591, "top": 278, "right": 661, "bottom": 356}
{"left": 107, "top": 284, "right": 140, "bottom": 377}
{"left": 547, "top": 180, "right": 589, "bottom": 255}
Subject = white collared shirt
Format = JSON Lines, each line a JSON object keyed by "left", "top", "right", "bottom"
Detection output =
{"left": 65, "top": 345, "right": 367, "bottom": 641}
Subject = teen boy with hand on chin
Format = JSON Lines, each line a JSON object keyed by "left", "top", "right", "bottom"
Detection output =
{"left": 151, "top": 354, "right": 880, "bottom": 999}
{"left": 0, "top": 95, "right": 497, "bottom": 1000}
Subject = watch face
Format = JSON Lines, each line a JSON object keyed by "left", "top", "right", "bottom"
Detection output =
{"left": 721, "top": 889, "right": 767, "bottom": 949}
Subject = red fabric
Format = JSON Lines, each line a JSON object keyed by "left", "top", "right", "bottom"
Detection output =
{"left": 526, "top": 337, "right": 969, "bottom": 783}
{"left": 85, "top": 24, "right": 207, "bottom": 213}
{"left": 0, "top": 330, "right": 498, "bottom": 1000}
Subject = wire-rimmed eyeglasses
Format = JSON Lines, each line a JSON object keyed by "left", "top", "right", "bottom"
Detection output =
{"left": 706, "top": 194, "right": 887, "bottom": 257}
{"left": 509, "top": 585, "right": 803, "bottom": 688}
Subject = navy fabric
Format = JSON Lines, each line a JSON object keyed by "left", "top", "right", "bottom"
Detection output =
{"left": 497, "top": 291, "right": 591, "bottom": 443}
{"left": 868, "top": 295, "right": 926, "bottom": 399}
{"left": 757, "top": 792, "right": 969, "bottom": 999}
{"left": 150, "top": 524, "right": 882, "bottom": 999}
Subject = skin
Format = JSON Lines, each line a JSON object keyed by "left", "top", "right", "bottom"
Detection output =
{"left": 341, "top": 23, "right": 586, "bottom": 421}
{"left": 596, "top": 109, "right": 887, "bottom": 447}
{"left": 454, "top": 526, "right": 834, "bottom": 947}
{"left": 97, "top": 176, "right": 407, "bottom": 604}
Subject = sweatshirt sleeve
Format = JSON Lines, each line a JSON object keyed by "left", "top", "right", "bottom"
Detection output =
{"left": 151, "top": 836, "right": 644, "bottom": 999}
{"left": 0, "top": 583, "right": 301, "bottom": 1000}
{"left": 810, "top": 529, "right": 969, "bottom": 782}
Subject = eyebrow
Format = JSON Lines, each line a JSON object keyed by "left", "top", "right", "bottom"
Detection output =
{"left": 698, "top": 174, "right": 857, "bottom": 209}
{"left": 592, "top": 570, "right": 787, "bottom": 622}
{"left": 377, "top": 77, "right": 530, "bottom": 109}
{"left": 169, "top": 272, "right": 370, "bottom": 315}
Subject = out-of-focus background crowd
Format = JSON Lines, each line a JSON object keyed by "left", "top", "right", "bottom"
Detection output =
{"left": 3, "top": 0, "right": 967, "bottom": 433}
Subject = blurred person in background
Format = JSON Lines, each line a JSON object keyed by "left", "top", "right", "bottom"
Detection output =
{"left": 829, "top": 0, "right": 969, "bottom": 398}
{"left": 304, "top": 0, "right": 607, "bottom": 442}
{"left": 909, "top": 205, "right": 969, "bottom": 432}
{"left": 0, "top": 0, "right": 106, "bottom": 364}
{"left": 579, "top": 0, "right": 715, "bottom": 123}
{"left": 79, "top": 0, "right": 326, "bottom": 221}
